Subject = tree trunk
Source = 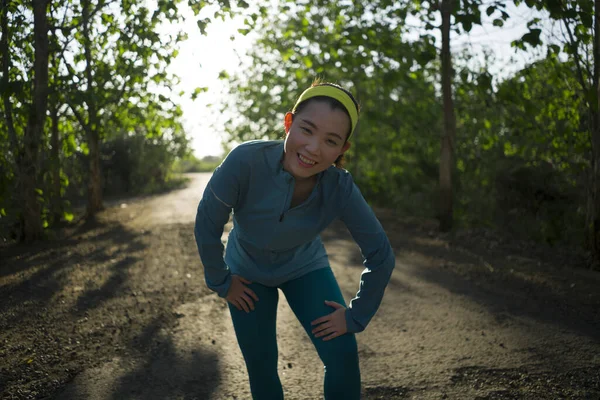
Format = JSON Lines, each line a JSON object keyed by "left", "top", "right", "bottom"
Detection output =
{"left": 438, "top": 0, "right": 457, "bottom": 232}
{"left": 586, "top": 0, "right": 600, "bottom": 268}
{"left": 82, "top": 0, "right": 103, "bottom": 215}
{"left": 20, "top": 0, "right": 50, "bottom": 241}
{"left": 1, "top": 0, "right": 17, "bottom": 152}
{"left": 49, "top": 100, "right": 62, "bottom": 225}
{"left": 87, "top": 129, "right": 103, "bottom": 214}
{"left": 1, "top": 0, "right": 22, "bottom": 240}
{"left": 2, "top": 0, "right": 24, "bottom": 240}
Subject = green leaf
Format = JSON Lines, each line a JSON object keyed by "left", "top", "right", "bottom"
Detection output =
{"left": 101, "top": 13, "right": 114, "bottom": 24}
{"left": 492, "top": 19, "right": 503, "bottom": 27}
{"left": 67, "top": 134, "right": 77, "bottom": 152}
{"left": 521, "top": 28, "right": 542, "bottom": 47}
{"left": 191, "top": 87, "right": 208, "bottom": 100}
{"left": 548, "top": 44, "right": 560, "bottom": 54}
{"left": 462, "top": 20, "right": 473, "bottom": 33}
{"left": 526, "top": 18, "right": 540, "bottom": 28}
{"left": 197, "top": 18, "right": 209, "bottom": 35}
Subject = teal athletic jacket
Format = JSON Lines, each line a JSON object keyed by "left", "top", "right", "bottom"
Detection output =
{"left": 194, "top": 140, "right": 395, "bottom": 333}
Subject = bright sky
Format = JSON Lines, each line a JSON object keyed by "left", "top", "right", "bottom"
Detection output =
{"left": 163, "top": 5, "right": 253, "bottom": 158}
{"left": 167, "top": 2, "right": 549, "bottom": 159}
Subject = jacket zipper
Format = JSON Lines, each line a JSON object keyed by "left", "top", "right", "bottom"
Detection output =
{"left": 280, "top": 179, "right": 320, "bottom": 222}
{"left": 280, "top": 179, "right": 294, "bottom": 222}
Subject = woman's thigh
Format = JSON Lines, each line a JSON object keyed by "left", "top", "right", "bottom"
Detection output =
{"left": 228, "top": 282, "right": 280, "bottom": 358}
{"left": 280, "top": 268, "right": 358, "bottom": 364}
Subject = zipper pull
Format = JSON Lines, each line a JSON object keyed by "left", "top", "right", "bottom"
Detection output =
{"left": 279, "top": 213, "right": 284, "bottom": 222}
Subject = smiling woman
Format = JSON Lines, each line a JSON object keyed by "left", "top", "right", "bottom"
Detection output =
{"left": 284, "top": 81, "right": 359, "bottom": 173}
{"left": 193, "top": 81, "right": 395, "bottom": 399}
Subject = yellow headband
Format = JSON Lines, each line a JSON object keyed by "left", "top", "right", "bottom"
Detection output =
{"left": 292, "top": 85, "right": 358, "bottom": 137}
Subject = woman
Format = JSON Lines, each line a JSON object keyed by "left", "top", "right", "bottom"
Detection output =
{"left": 194, "top": 81, "right": 395, "bottom": 399}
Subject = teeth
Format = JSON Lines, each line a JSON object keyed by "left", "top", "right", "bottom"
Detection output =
{"left": 299, "top": 154, "right": 316, "bottom": 165}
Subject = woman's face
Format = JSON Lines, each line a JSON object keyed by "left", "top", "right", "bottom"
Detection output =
{"left": 282, "top": 100, "right": 351, "bottom": 181}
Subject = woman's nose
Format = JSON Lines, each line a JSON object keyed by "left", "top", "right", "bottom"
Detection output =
{"left": 305, "top": 137, "right": 319, "bottom": 155}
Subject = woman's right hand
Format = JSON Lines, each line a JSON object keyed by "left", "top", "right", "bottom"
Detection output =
{"left": 226, "top": 275, "right": 259, "bottom": 313}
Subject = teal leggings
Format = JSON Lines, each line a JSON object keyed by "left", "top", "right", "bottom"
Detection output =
{"left": 228, "top": 267, "right": 361, "bottom": 400}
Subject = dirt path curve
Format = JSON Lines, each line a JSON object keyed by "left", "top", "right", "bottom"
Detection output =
{"left": 1, "top": 173, "right": 599, "bottom": 399}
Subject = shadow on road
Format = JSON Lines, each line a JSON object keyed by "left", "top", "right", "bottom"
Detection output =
{"left": 56, "top": 316, "right": 222, "bottom": 400}
{"left": 401, "top": 236, "right": 600, "bottom": 344}
{"left": 75, "top": 255, "right": 139, "bottom": 315}
{"left": 0, "top": 218, "right": 147, "bottom": 328}
{"left": 109, "top": 341, "right": 221, "bottom": 400}
{"left": 321, "top": 216, "right": 600, "bottom": 345}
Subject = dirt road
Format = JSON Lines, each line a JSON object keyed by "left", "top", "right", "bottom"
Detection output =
{"left": 1, "top": 173, "right": 599, "bottom": 399}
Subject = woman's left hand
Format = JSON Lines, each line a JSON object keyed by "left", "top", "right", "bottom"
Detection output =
{"left": 311, "top": 301, "right": 348, "bottom": 341}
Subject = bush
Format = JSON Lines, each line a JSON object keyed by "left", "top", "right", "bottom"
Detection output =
{"left": 172, "top": 155, "right": 222, "bottom": 173}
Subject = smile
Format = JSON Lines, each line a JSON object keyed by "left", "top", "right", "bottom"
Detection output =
{"left": 298, "top": 153, "right": 317, "bottom": 166}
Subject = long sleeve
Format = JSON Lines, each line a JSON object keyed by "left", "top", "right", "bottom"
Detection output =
{"left": 194, "top": 187, "right": 234, "bottom": 297}
{"left": 194, "top": 147, "right": 245, "bottom": 298}
{"left": 339, "top": 182, "right": 395, "bottom": 333}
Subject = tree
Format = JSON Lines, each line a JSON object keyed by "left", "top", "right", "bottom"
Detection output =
{"left": 409, "top": 0, "right": 510, "bottom": 231}
{"left": 58, "top": 0, "right": 187, "bottom": 217}
{"left": 513, "top": 0, "right": 599, "bottom": 265}
{"left": 1, "top": 0, "right": 50, "bottom": 241}
{"left": 0, "top": 0, "right": 200, "bottom": 240}
{"left": 596, "top": 0, "right": 600, "bottom": 265}
{"left": 438, "top": 0, "right": 457, "bottom": 231}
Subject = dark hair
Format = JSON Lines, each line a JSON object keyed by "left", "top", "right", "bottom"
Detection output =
{"left": 291, "top": 80, "right": 359, "bottom": 169}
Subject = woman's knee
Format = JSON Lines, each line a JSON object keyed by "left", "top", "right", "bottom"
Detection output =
{"left": 321, "top": 334, "right": 361, "bottom": 399}
{"left": 318, "top": 333, "right": 359, "bottom": 372}
{"left": 244, "top": 347, "right": 279, "bottom": 370}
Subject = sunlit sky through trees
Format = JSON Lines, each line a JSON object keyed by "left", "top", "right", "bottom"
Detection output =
{"left": 160, "top": 2, "right": 551, "bottom": 158}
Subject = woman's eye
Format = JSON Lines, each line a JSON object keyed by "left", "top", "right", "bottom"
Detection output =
{"left": 327, "top": 139, "right": 338, "bottom": 146}
{"left": 302, "top": 127, "right": 312, "bottom": 134}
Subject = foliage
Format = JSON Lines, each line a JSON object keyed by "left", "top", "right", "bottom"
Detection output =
{"left": 454, "top": 55, "right": 587, "bottom": 245}
{"left": 220, "top": 1, "right": 443, "bottom": 215}
{"left": 0, "top": 0, "right": 234, "bottom": 240}
{"left": 216, "top": 0, "right": 594, "bottom": 249}
{"left": 509, "top": 0, "right": 598, "bottom": 257}
{"left": 173, "top": 154, "right": 223, "bottom": 173}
